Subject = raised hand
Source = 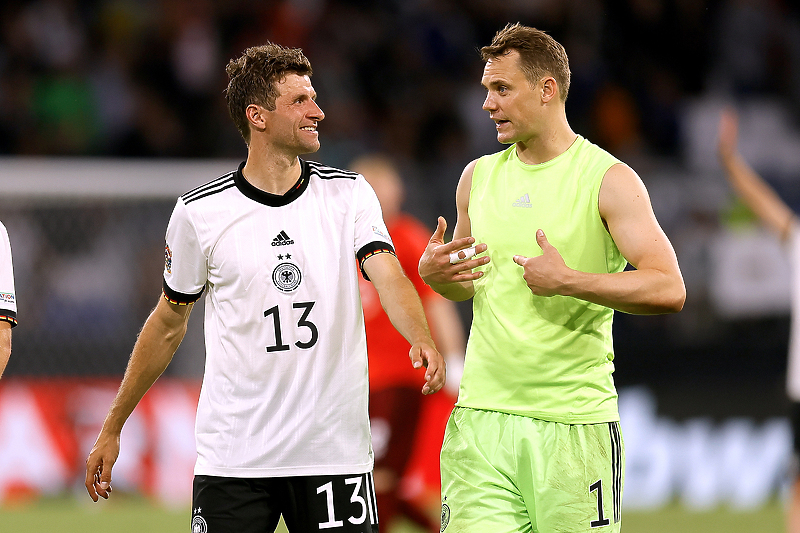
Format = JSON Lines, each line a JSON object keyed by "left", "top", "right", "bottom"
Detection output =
{"left": 418, "top": 216, "right": 489, "bottom": 287}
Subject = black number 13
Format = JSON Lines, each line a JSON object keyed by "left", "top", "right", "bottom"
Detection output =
{"left": 264, "top": 301, "right": 318, "bottom": 352}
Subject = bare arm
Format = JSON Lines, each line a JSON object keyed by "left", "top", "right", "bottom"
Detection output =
{"left": 363, "top": 252, "right": 445, "bottom": 394}
{"left": 718, "top": 108, "right": 795, "bottom": 241}
{"left": 424, "top": 296, "right": 466, "bottom": 356}
{"left": 423, "top": 295, "right": 466, "bottom": 395}
{"left": 0, "top": 322, "right": 10, "bottom": 379}
{"left": 514, "top": 163, "right": 686, "bottom": 314}
{"left": 85, "top": 296, "right": 193, "bottom": 501}
{"left": 418, "top": 160, "right": 490, "bottom": 301}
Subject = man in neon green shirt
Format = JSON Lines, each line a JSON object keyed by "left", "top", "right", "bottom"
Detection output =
{"left": 419, "top": 23, "right": 686, "bottom": 532}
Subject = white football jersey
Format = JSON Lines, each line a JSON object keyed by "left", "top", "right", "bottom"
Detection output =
{"left": 0, "top": 221, "right": 17, "bottom": 327}
{"left": 163, "top": 160, "right": 394, "bottom": 477}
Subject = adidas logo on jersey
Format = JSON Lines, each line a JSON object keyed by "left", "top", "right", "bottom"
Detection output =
{"left": 512, "top": 193, "right": 532, "bottom": 208}
{"left": 271, "top": 230, "right": 295, "bottom": 246}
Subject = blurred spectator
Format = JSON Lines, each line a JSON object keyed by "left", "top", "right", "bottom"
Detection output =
{"left": 717, "top": 107, "right": 800, "bottom": 531}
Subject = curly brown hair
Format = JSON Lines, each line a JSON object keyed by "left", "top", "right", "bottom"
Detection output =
{"left": 480, "top": 23, "right": 570, "bottom": 103}
{"left": 225, "top": 43, "right": 313, "bottom": 143}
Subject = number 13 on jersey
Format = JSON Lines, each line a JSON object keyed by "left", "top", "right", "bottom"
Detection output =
{"left": 264, "top": 301, "right": 318, "bottom": 352}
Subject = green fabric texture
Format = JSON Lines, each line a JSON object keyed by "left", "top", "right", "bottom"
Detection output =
{"left": 458, "top": 137, "right": 626, "bottom": 423}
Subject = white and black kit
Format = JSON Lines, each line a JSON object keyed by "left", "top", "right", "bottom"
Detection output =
{"left": 164, "top": 160, "right": 392, "bottom": 532}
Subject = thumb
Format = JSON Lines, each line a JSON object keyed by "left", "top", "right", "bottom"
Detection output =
{"left": 430, "top": 216, "right": 447, "bottom": 244}
{"left": 409, "top": 345, "right": 424, "bottom": 369}
{"left": 99, "top": 458, "right": 114, "bottom": 488}
{"left": 536, "top": 229, "right": 551, "bottom": 250}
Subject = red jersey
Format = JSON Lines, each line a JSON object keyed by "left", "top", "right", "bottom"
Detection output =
{"left": 360, "top": 214, "right": 440, "bottom": 390}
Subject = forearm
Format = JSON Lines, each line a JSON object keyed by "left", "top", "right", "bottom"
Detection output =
{"left": 722, "top": 152, "right": 795, "bottom": 239}
{"left": 101, "top": 304, "right": 187, "bottom": 434}
{"left": 425, "top": 298, "right": 465, "bottom": 354}
{"left": 379, "top": 276, "right": 436, "bottom": 346}
{"left": 562, "top": 268, "right": 685, "bottom": 315}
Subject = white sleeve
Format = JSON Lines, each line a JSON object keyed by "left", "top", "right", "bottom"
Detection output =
{"left": 162, "top": 200, "right": 207, "bottom": 304}
{"left": 353, "top": 176, "right": 395, "bottom": 278}
{"left": 0, "top": 222, "right": 16, "bottom": 326}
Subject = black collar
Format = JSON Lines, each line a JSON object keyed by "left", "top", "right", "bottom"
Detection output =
{"left": 234, "top": 159, "right": 311, "bottom": 207}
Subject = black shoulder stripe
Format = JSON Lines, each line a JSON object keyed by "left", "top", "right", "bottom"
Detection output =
{"left": 183, "top": 181, "right": 236, "bottom": 204}
{"left": 357, "top": 241, "right": 396, "bottom": 281}
{"left": 182, "top": 173, "right": 236, "bottom": 203}
{"left": 306, "top": 161, "right": 358, "bottom": 180}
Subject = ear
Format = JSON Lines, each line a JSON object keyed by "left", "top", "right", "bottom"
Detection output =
{"left": 246, "top": 104, "right": 268, "bottom": 134}
{"left": 541, "top": 77, "right": 558, "bottom": 103}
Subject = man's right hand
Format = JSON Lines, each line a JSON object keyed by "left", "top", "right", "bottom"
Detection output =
{"left": 418, "top": 216, "right": 489, "bottom": 289}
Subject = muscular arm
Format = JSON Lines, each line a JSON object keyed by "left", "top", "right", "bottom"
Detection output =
{"left": 85, "top": 296, "right": 193, "bottom": 501}
{"left": 515, "top": 163, "right": 685, "bottom": 314}
{"left": 718, "top": 109, "right": 795, "bottom": 241}
{"left": 418, "top": 160, "right": 490, "bottom": 301}
{"left": 0, "top": 322, "right": 10, "bottom": 379}
{"left": 363, "top": 252, "right": 445, "bottom": 394}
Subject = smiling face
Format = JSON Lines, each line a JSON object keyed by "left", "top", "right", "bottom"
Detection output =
{"left": 263, "top": 73, "right": 325, "bottom": 155}
{"left": 481, "top": 50, "right": 545, "bottom": 146}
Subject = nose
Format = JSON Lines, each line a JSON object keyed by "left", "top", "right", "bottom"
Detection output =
{"left": 482, "top": 92, "right": 496, "bottom": 112}
{"left": 310, "top": 100, "right": 325, "bottom": 121}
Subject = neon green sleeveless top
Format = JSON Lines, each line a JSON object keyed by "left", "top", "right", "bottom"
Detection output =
{"left": 458, "top": 136, "right": 626, "bottom": 423}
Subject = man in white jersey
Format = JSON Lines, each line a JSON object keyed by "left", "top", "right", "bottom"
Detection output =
{"left": 0, "top": 221, "right": 17, "bottom": 379}
{"left": 419, "top": 24, "right": 685, "bottom": 532}
{"left": 85, "top": 42, "right": 445, "bottom": 532}
{"left": 717, "top": 108, "right": 800, "bottom": 532}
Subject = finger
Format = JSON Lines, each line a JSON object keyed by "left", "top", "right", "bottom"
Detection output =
{"left": 449, "top": 245, "right": 477, "bottom": 264}
{"left": 430, "top": 216, "right": 447, "bottom": 245}
{"left": 450, "top": 250, "right": 490, "bottom": 271}
{"left": 95, "top": 460, "right": 114, "bottom": 500}
{"left": 535, "top": 229, "right": 551, "bottom": 250}
{"left": 423, "top": 359, "right": 445, "bottom": 395}
{"left": 85, "top": 463, "right": 100, "bottom": 502}
{"left": 440, "top": 236, "right": 477, "bottom": 254}
{"left": 513, "top": 255, "right": 527, "bottom": 266}
{"left": 449, "top": 268, "right": 487, "bottom": 283}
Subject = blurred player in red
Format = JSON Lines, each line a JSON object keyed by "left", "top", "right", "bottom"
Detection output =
{"left": 351, "top": 155, "right": 465, "bottom": 532}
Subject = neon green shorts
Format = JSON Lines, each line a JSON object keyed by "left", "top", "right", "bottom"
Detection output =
{"left": 440, "top": 407, "right": 624, "bottom": 533}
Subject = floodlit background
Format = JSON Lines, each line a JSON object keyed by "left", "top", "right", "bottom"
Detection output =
{"left": 1, "top": 0, "right": 799, "bottom": 531}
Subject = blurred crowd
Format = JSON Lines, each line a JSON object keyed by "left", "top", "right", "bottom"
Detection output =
{"left": 2, "top": 1, "right": 800, "bottom": 215}
{"left": 3, "top": 0, "right": 800, "bottom": 410}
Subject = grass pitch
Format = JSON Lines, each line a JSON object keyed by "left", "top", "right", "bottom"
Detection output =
{"left": 0, "top": 496, "right": 785, "bottom": 532}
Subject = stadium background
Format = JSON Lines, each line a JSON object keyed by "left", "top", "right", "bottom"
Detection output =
{"left": 1, "top": 0, "right": 799, "bottom": 531}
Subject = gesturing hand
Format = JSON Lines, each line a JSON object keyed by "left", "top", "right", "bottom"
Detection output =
{"left": 418, "top": 216, "right": 489, "bottom": 287}
{"left": 513, "top": 229, "right": 571, "bottom": 297}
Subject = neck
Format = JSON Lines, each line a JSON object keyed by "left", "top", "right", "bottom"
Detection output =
{"left": 514, "top": 114, "right": 577, "bottom": 165}
{"left": 242, "top": 143, "right": 303, "bottom": 195}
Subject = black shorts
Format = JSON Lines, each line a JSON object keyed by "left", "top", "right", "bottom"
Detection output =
{"left": 192, "top": 472, "right": 379, "bottom": 533}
